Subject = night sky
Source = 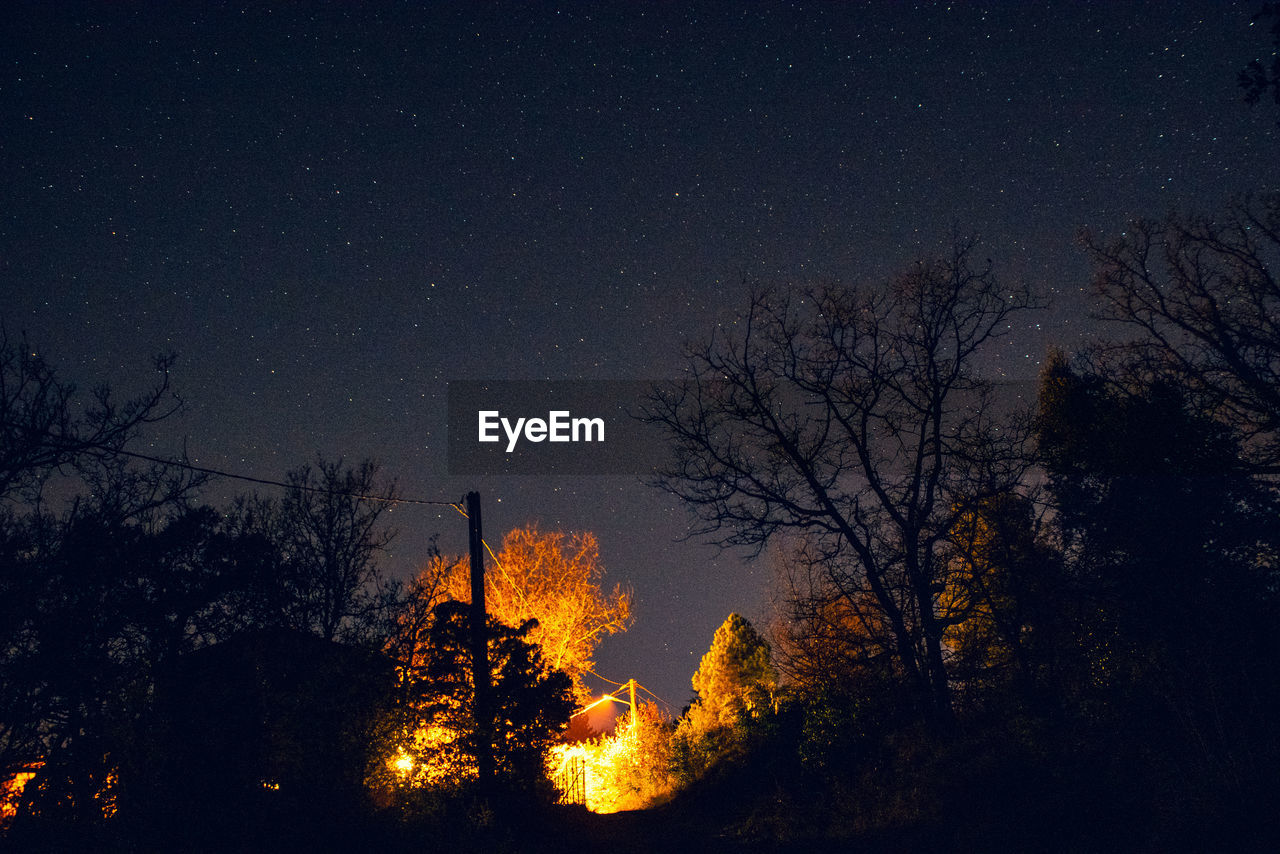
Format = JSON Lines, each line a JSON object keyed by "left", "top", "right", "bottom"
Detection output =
{"left": 3, "top": 1, "right": 1277, "bottom": 711}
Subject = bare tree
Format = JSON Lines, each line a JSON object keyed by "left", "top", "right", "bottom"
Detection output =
{"left": 383, "top": 540, "right": 458, "bottom": 677}
{"left": 768, "top": 537, "right": 899, "bottom": 694}
{"left": 274, "top": 457, "right": 398, "bottom": 643}
{"left": 644, "top": 242, "right": 1037, "bottom": 725}
{"left": 0, "top": 328, "right": 181, "bottom": 502}
{"left": 0, "top": 334, "right": 208, "bottom": 818}
{"left": 1083, "top": 193, "right": 1280, "bottom": 471}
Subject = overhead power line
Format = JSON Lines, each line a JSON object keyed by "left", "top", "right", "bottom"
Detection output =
{"left": 112, "top": 448, "right": 521, "bottom": 563}
{"left": 572, "top": 675, "right": 675, "bottom": 718}
{"left": 583, "top": 668, "right": 627, "bottom": 688}
{"left": 636, "top": 683, "right": 675, "bottom": 714}
{"left": 94, "top": 446, "right": 466, "bottom": 511}
{"left": 98, "top": 446, "right": 524, "bottom": 575}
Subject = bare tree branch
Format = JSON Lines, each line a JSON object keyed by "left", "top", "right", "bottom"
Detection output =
{"left": 644, "top": 242, "right": 1040, "bottom": 725}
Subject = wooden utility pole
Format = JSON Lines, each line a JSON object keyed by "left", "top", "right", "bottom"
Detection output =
{"left": 627, "top": 678, "right": 637, "bottom": 732}
{"left": 466, "top": 491, "right": 494, "bottom": 787}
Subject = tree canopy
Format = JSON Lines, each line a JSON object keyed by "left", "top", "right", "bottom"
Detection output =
{"left": 645, "top": 240, "right": 1037, "bottom": 726}
{"left": 437, "top": 525, "right": 632, "bottom": 700}
{"left": 688, "top": 613, "right": 776, "bottom": 731}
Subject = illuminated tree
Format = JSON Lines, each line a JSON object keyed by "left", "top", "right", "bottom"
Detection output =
{"left": 446, "top": 526, "right": 631, "bottom": 700}
{"left": 688, "top": 613, "right": 776, "bottom": 731}
{"left": 546, "top": 700, "right": 676, "bottom": 813}
{"left": 645, "top": 241, "right": 1037, "bottom": 727}
{"left": 388, "top": 601, "right": 573, "bottom": 790}
{"left": 668, "top": 614, "right": 777, "bottom": 785}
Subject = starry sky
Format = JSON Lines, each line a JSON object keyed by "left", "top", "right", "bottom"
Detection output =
{"left": 3, "top": 1, "right": 1277, "bottom": 710}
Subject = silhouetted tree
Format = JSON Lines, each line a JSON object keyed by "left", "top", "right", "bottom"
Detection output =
{"left": 645, "top": 241, "right": 1038, "bottom": 727}
{"left": 1083, "top": 193, "right": 1280, "bottom": 471}
{"left": 135, "top": 628, "right": 396, "bottom": 849}
{"left": 385, "top": 601, "right": 573, "bottom": 792}
{"left": 768, "top": 534, "right": 908, "bottom": 703}
{"left": 938, "top": 491, "right": 1059, "bottom": 710}
{"left": 232, "top": 457, "right": 398, "bottom": 644}
{"left": 381, "top": 537, "right": 455, "bottom": 685}
{"left": 1240, "top": 4, "right": 1280, "bottom": 111}
{"left": 0, "top": 329, "right": 180, "bottom": 502}
{"left": 0, "top": 499, "right": 273, "bottom": 836}
{"left": 1036, "top": 350, "right": 1280, "bottom": 822}
{"left": 0, "top": 337, "right": 207, "bottom": 835}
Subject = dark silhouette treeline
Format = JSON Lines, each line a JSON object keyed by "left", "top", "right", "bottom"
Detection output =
{"left": 0, "top": 336, "right": 573, "bottom": 852}
{"left": 5, "top": 195, "right": 1280, "bottom": 853}
{"left": 640, "top": 195, "right": 1280, "bottom": 852}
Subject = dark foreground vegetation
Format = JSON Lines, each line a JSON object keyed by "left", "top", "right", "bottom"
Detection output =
{"left": 633, "top": 194, "right": 1280, "bottom": 852}
{"left": 4, "top": 195, "right": 1280, "bottom": 852}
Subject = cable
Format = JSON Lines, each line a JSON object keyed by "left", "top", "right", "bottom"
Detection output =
{"left": 24, "top": 432, "right": 667, "bottom": 719}
{"left": 16, "top": 421, "right": 474, "bottom": 516}
{"left": 97, "top": 446, "right": 465, "bottom": 510}
{"left": 481, "top": 538, "right": 505, "bottom": 569}
{"left": 582, "top": 668, "right": 627, "bottom": 688}
{"left": 127, "top": 447, "right": 513, "bottom": 581}
{"left": 632, "top": 686, "right": 675, "bottom": 717}
{"left": 447, "top": 506, "right": 508, "bottom": 560}
{"left": 636, "top": 683, "right": 674, "bottom": 713}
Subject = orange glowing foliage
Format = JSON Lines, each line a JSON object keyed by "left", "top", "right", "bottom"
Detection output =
{"left": 938, "top": 494, "right": 1040, "bottom": 684}
{"left": 389, "top": 722, "right": 476, "bottom": 787}
{"left": 445, "top": 526, "right": 632, "bottom": 700}
{"left": 547, "top": 701, "right": 675, "bottom": 813}
{"left": 0, "top": 761, "right": 118, "bottom": 824}
{"left": 688, "top": 613, "right": 776, "bottom": 730}
{"left": 96, "top": 768, "right": 119, "bottom": 819}
{"left": 1, "top": 767, "right": 39, "bottom": 823}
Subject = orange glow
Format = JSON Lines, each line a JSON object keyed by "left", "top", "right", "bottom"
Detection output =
{"left": 548, "top": 700, "right": 675, "bottom": 813}
{"left": 549, "top": 720, "right": 642, "bottom": 813}
{"left": 0, "top": 761, "right": 117, "bottom": 822}
{"left": 1, "top": 764, "right": 41, "bottom": 823}
{"left": 574, "top": 693, "right": 619, "bottom": 715}
{"left": 386, "top": 723, "right": 477, "bottom": 789}
{"left": 439, "top": 527, "right": 633, "bottom": 701}
{"left": 96, "top": 768, "right": 119, "bottom": 819}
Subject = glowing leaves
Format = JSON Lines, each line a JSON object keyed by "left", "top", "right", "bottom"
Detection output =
{"left": 689, "top": 613, "right": 777, "bottom": 731}
{"left": 447, "top": 526, "right": 632, "bottom": 700}
{"left": 546, "top": 700, "right": 675, "bottom": 813}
